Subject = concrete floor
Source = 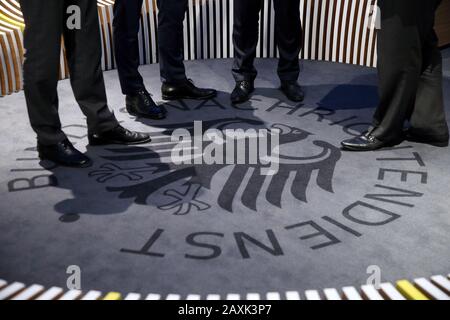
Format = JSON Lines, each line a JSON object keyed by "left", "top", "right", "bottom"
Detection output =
{"left": 0, "top": 55, "right": 449, "bottom": 296}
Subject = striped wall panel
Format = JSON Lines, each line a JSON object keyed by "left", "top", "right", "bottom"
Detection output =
{"left": 1, "top": 273, "right": 449, "bottom": 300}
{"left": 0, "top": 0, "right": 23, "bottom": 96}
{"left": 129, "top": 0, "right": 379, "bottom": 66}
{"left": 0, "top": 0, "right": 380, "bottom": 96}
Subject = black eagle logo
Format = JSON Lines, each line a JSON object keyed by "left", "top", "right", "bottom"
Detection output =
{"left": 89, "top": 118, "right": 341, "bottom": 213}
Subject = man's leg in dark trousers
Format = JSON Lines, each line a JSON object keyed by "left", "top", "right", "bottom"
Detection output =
{"left": 273, "top": 0, "right": 302, "bottom": 83}
{"left": 62, "top": 0, "right": 118, "bottom": 135}
{"left": 157, "top": 0, "right": 188, "bottom": 84}
{"left": 232, "top": 0, "right": 263, "bottom": 82}
{"left": 20, "top": 0, "right": 66, "bottom": 145}
{"left": 372, "top": 0, "right": 447, "bottom": 141}
{"left": 113, "top": 0, "right": 146, "bottom": 95}
{"left": 409, "top": 30, "right": 449, "bottom": 139}
{"left": 20, "top": 0, "right": 118, "bottom": 145}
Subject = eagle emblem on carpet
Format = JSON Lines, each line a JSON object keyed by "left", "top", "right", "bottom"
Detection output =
{"left": 89, "top": 117, "right": 342, "bottom": 215}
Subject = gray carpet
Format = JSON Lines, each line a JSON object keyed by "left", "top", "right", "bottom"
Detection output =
{"left": 0, "top": 53, "right": 449, "bottom": 297}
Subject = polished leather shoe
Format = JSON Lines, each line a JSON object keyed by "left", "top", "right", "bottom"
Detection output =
{"left": 280, "top": 81, "right": 305, "bottom": 102}
{"left": 88, "top": 125, "right": 151, "bottom": 146}
{"left": 161, "top": 79, "right": 216, "bottom": 100}
{"left": 341, "top": 133, "right": 387, "bottom": 151}
{"left": 230, "top": 80, "right": 254, "bottom": 104}
{"left": 126, "top": 89, "right": 166, "bottom": 120}
{"left": 38, "top": 139, "right": 92, "bottom": 168}
{"left": 404, "top": 129, "right": 449, "bottom": 147}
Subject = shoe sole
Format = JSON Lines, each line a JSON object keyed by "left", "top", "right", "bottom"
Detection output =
{"left": 88, "top": 136, "right": 152, "bottom": 146}
{"left": 231, "top": 88, "right": 255, "bottom": 105}
{"left": 427, "top": 141, "right": 448, "bottom": 147}
{"left": 340, "top": 145, "right": 383, "bottom": 152}
{"left": 405, "top": 136, "right": 449, "bottom": 147}
{"left": 161, "top": 92, "right": 217, "bottom": 101}
{"left": 38, "top": 153, "right": 93, "bottom": 168}
{"left": 286, "top": 96, "right": 305, "bottom": 103}
{"left": 341, "top": 137, "right": 403, "bottom": 152}
{"left": 280, "top": 90, "right": 305, "bottom": 102}
{"left": 231, "top": 96, "right": 252, "bottom": 105}
{"left": 126, "top": 106, "right": 166, "bottom": 120}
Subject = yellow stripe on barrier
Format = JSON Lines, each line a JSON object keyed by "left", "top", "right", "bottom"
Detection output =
{"left": 396, "top": 280, "right": 429, "bottom": 300}
{"left": 103, "top": 292, "right": 122, "bottom": 300}
{"left": 0, "top": 12, "right": 24, "bottom": 30}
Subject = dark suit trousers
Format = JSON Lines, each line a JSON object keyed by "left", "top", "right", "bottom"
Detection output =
{"left": 232, "top": 0, "right": 302, "bottom": 83}
{"left": 113, "top": 0, "right": 146, "bottom": 95}
{"left": 20, "top": 0, "right": 118, "bottom": 145}
{"left": 157, "top": 0, "right": 189, "bottom": 84}
{"left": 372, "top": 0, "right": 449, "bottom": 141}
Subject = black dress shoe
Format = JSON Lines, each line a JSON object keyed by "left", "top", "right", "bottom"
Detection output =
{"left": 126, "top": 89, "right": 166, "bottom": 120}
{"left": 38, "top": 139, "right": 92, "bottom": 168}
{"left": 161, "top": 79, "right": 217, "bottom": 100}
{"left": 230, "top": 80, "right": 254, "bottom": 104}
{"left": 341, "top": 133, "right": 387, "bottom": 151}
{"left": 88, "top": 125, "right": 151, "bottom": 146}
{"left": 404, "top": 129, "right": 449, "bottom": 147}
{"left": 280, "top": 81, "right": 305, "bottom": 102}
